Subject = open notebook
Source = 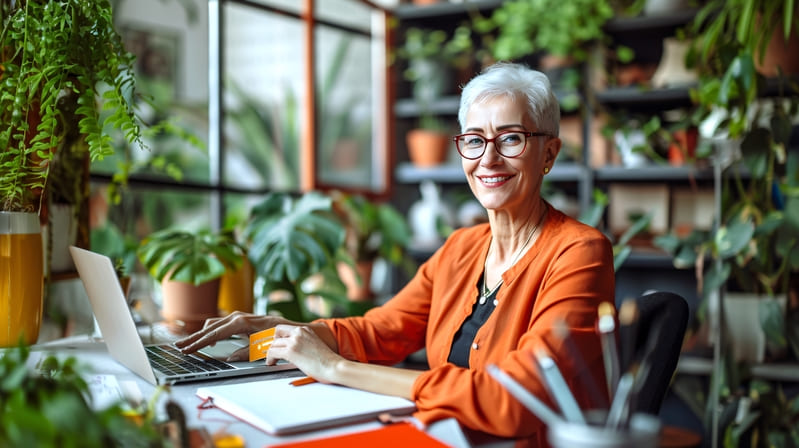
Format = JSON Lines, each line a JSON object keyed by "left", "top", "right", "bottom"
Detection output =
{"left": 196, "top": 377, "right": 417, "bottom": 435}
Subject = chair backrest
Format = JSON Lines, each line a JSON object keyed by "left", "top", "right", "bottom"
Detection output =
{"left": 619, "top": 291, "right": 689, "bottom": 415}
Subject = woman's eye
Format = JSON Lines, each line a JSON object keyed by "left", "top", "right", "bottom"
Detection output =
{"left": 500, "top": 133, "right": 522, "bottom": 145}
{"left": 466, "top": 137, "right": 485, "bottom": 147}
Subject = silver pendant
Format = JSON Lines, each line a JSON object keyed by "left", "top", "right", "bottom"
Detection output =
{"left": 479, "top": 295, "right": 487, "bottom": 305}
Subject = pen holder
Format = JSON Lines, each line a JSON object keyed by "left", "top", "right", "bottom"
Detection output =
{"left": 547, "top": 412, "right": 661, "bottom": 448}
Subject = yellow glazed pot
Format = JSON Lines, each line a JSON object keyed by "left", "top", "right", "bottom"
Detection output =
{"left": 0, "top": 212, "right": 44, "bottom": 347}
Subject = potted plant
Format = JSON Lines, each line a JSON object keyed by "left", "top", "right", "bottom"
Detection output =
{"left": 396, "top": 27, "right": 465, "bottom": 167}
{"left": 655, "top": 2, "right": 799, "bottom": 443}
{"left": 137, "top": 228, "right": 245, "bottom": 334}
{"left": 330, "top": 191, "right": 415, "bottom": 302}
{"left": 471, "top": 0, "right": 632, "bottom": 112}
{"left": 0, "top": 0, "right": 147, "bottom": 347}
{"left": 244, "top": 191, "right": 350, "bottom": 322}
{"left": 0, "top": 343, "right": 165, "bottom": 446}
{"left": 657, "top": 0, "right": 799, "bottom": 363}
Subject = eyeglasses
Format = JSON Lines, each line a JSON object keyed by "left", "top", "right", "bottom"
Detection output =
{"left": 452, "top": 131, "right": 551, "bottom": 160}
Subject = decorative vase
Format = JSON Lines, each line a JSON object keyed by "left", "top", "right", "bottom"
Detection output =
{"left": 406, "top": 129, "right": 451, "bottom": 167}
{"left": 160, "top": 277, "right": 221, "bottom": 335}
{"left": 723, "top": 292, "right": 787, "bottom": 363}
{"left": 614, "top": 129, "right": 649, "bottom": 167}
{"left": 218, "top": 259, "right": 255, "bottom": 315}
{"left": 0, "top": 212, "right": 44, "bottom": 347}
{"left": 643, "top": 0, "right": 690, "bottom": 15}
{"left": 651, "top": 37, "right": 698, "bottom": 88}
{"left": 408, "top": 180, "right": 455, "bottom": 248}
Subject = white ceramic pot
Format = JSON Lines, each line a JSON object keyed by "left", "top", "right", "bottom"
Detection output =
{"left": 723, "top": 292, "right": 787, "bottom": 363}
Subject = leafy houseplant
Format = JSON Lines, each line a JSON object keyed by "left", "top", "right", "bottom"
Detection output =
{"left": 471, "top": 0, "right": 632, "bottom": 112}
{"left": 653, "top": 2, "right": 799, "bottom": 444}
{"left": 245, "top": 192, "right": 352, "bottom": 322}
{"left": 0, "top": 0, "right": 147, "bottom": 347}
{"left": 0, "top": 0, "right": 145, "bottom": 213}
{"left": 137, "top": 229, "right": 245, "bottom": 333}
{"left": 0, "top": 343, "right": 164, "bottom": 447}
{"left": 330, "top": 191, "right": 415, "bottom": 301}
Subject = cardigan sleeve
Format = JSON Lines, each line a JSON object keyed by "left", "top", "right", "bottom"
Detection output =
{"left": 320, "top": 240, "right": 444, "bottom": 365}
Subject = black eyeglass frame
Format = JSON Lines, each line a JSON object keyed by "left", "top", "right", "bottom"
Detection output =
{"left": 452, "top": 130, "right": 552, "bottom": 160}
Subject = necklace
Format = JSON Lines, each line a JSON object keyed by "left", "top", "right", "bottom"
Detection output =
{"left": 479, "top": 207, "right": 548, "bottom": 305}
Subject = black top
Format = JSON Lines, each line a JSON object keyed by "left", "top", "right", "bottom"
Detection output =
{"left": 447, "top": 275, "right": 499, "bottom": 368}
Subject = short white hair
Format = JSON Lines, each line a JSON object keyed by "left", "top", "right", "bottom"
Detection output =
{"left": 458, "top": 61, "right": 560, "bottom": 136}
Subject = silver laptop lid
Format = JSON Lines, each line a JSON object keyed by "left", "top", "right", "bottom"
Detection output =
{"left": 69, "top": 245, "right": 158, "bottom": 384}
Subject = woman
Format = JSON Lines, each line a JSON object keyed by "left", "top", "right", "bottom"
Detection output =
{"left": 177, "top": 62, "right": 614, "bottom": 444}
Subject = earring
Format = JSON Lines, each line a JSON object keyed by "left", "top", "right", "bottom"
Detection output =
{"left": 543, "top": 167, "right": 550, "bottom": 174}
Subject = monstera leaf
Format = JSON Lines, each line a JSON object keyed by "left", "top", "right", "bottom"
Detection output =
{"left": 245, "top": 192, "right": 347, "bottom": 321}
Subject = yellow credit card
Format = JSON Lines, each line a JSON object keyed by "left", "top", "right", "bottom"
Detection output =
{"left": 249, "top": 327, "right": 275, "bottom": 362}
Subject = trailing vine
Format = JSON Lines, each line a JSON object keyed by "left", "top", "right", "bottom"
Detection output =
{"left": 0, "top": 0, "right": 145, "bottom": 213}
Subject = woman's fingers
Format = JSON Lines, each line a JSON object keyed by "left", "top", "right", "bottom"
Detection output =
{"left": 175, "top": 312, "right": 251, "bottom": 352}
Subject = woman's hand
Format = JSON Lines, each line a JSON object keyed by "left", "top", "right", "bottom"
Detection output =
{"left": 175, "top": 311, "right": 287, "bottom": 360}
{"left": 266, "top": 324, "right": 345, "bottom": 384}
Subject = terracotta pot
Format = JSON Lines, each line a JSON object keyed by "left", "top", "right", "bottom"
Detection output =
{"left": 0, "top": 212, "right": 44, "bottom": 347}
{"left": 411, "top": 0, "right": 442, "bottom": 6}
{"left": 755, "top": 20, "right": 799, "bottom": 77}
{"left": 337, "top": 261, "right": 375, "bottom": 302}
{"left": 406, "top": 129, "right": 450, "bottom": 167}
{"left": 668, "top": 127, "right": 698, "bottom": 166}
{"left": 160, "top": 276, "right": 220, "bottom": 335}
{"left": 218, "top": 259, "right": 255, "bottom": 315}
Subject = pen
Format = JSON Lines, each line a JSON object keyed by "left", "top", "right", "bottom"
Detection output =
{"left": 605, "top": 371, "right": 634, "bottom": 429}
{"left": 290, "top": 376, "right": 317, "bottom": 387}
{"left": 553, "top": 318, "right": 608, "bottom": 408}
{"left": 598, "top": 302, "right": 620, "bottom": 399}
{"left": 487, "top": 364, "right": 562, "bottom": 427}
{"left": 618, "top": 299, "right": 639, "bottom": 374}
{"left": 533, "top": 349, "right": 585, "bottom": 424}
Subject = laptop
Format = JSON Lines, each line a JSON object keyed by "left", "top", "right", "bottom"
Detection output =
{"left": 69, "top": 245, "right": 296, "bottom": 385}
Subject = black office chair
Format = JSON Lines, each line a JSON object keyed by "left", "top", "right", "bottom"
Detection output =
{"left": 619, "top": 291, "right": 690, "bottom": 416}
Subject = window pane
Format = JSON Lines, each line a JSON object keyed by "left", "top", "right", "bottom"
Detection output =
{"left": 90, "top": 182, "right": 213, "bottom": 271}
{"left": 315, "top": 0, "right": 372, "bottom": 33}
{"left": 95, "top": 0, "right": 210, "bottom": 184}
{"left": 315, "top": 25, "right": 377, "bottom": 190}
{"left": 222, "top": 3, "right": 304, "bottom": 191}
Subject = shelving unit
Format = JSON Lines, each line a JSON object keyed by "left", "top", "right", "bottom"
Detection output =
{"left": 388, "top": 3, "right": 798, "bottom": 446}
{"left": 390, "top": 1, "right": 703, "bottom": 278}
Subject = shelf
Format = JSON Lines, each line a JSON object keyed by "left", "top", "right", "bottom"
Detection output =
{"left": 395, "top": 162, "right": 587, "bottom": 184}
{"left": 619, "top": 250, "right": 675, "bottom": 269}
{"left": 395, "top": 96, "right": 460, "bottom": 118}
{"left": 595, "top": 85, "right": 694, "bottom": 109}
{"left": 603, "top": 10, "right": 698, "bottom": 33}
{"left": 392, "top": 0, "right": 503, "bottom": 20}
{"left": 594, "top": 164, "right": 714, "bottom": 182}
{"left": 677, "top": 356, "right": 799, "bottom": 382}
{"left": 395, "top": 89, "right": 582, "bottom": 119}
{"left": 395, "top": 162, "right": 465, "bottom": 184}
{"left": 677, "top": 355, "right": 713, "bottom": 376}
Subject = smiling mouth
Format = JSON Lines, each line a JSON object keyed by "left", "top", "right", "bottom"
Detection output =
{"left": 480, "top": 175, "right": 512, "bottom": 185}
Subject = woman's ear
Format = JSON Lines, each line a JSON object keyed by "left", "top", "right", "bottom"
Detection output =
{"left": 544, "top": 137, "right": 562, "bottom": 166}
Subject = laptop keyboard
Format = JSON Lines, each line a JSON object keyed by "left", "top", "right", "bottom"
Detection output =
{"left": 145, "top": 344, "right": 236, "bottom": 376}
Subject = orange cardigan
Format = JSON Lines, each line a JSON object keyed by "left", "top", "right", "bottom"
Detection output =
{"left": 322, "top": 204, "right": 615, "bottom": 445}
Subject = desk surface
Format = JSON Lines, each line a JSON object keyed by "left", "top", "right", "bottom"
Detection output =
{"left": 26, "top": 332, "right": 485, "bottom": 448}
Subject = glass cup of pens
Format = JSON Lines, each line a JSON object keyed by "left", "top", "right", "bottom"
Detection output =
{"left": 547, "top": 410, "right": 661, "bottom": 448}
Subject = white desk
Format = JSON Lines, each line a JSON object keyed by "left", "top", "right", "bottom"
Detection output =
{"left": 27, "top": 333, "right": 491, "bottom": 448}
